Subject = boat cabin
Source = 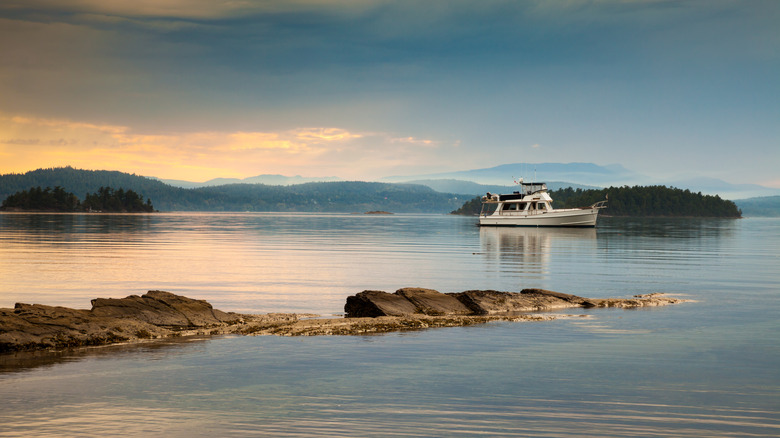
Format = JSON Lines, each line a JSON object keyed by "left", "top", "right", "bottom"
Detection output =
{"left": 481, "top": 183, "right": 555, "bottom": 216}
{"left": 500, "top": 199, "right": 551, "bottom": 213}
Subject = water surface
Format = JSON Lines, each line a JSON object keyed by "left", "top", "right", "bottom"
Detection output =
{"left": 1, "top": 213, "right": 778, "bottom": 436}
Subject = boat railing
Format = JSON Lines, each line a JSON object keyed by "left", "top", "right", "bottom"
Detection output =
{"left": 589, "top": 200, "right": 608, "bottom": 209}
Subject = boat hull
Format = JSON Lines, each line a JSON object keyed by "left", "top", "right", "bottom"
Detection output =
{"left": 479, "top": 207, "right": 601, "bottom": 227}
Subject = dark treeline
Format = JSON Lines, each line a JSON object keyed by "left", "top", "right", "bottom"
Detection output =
{"left": 1, "top": 186, "right": 80, "bottom": 211}
{"left": 1, "top": 186, "right": 154, "bottom": 212}
{"left": 452, "top": 185, "right": 742, "bottom": 218}
{"left": 450, "top": 196, "right": 485, "bottom": 216}
{"left": 82, "top": 187, "right": 154, "bottom": 212}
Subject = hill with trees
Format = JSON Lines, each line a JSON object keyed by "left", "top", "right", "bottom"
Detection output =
{"left": 0, "top": 167, "right": 188, "bottom": 208}
{"left": 734, "top": 196, "right": 780, "bottom": 217}
{"left": 452, "top": 185, "right": 742, "bottom": 218}
{"left": 0, "top": 167, "right": 467, "bottom": 213}
{"left": 1, "top": 186, "right": 155, "bottom": 212}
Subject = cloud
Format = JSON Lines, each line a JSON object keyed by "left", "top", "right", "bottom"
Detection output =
{"left": 293, "top": 128, "right": 363, "bottom": 143}
{"left": 0, "top": 0, "right": 378, "bottom": 20}
{"left": 389, "top": 136, "right": 438, "bottom": 147}
{"left": 0, "top": 113, "right": 453, "bottom": 180}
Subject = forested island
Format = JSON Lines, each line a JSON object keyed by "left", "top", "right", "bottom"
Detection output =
{"left": 451, "top": 185, "right": 742, "bottom": 218}
{"left": 1, "top": 186, "right": 155, "bottom": 212}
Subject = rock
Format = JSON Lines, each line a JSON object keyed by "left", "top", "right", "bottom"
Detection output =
{"left": 452, "top": 289, "right": 578, "bottom": 314}
{"left": 345, "top": 288, "right": 475, "bottom": 317}
{"left": 344, "top": 288, "right": 684, "bottom": 317}
{"left": 343, "top": 288, "right": 588, "bottom": 317}
{"left": 1, "top": 303, "right": 160, "bottom": 352}
{"left": 0, "top": 291, "right": 247, "bottom": 353}
{"left": 520, "top": 288, "right": 589, "bottom": 304}
{"left": 90, "top": 290, "right": 238, "bottom": 327}
{"left": 344, "top": 290, "right": 419, "bottom": 317}
{"left": 396, "top": 287, "right": 472, "bottom": 316}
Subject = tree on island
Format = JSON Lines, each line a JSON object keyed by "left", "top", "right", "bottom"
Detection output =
{"left": 451, "top": 185, "right": 742, "bottom": 218}
{"left": 0, "top": 186, "right": 80, "bottom": 212}
{"left": 1, "top": 186, "right": 155, "bottom": 212}
{"left": 82, "top": 187, "right": 154, "bottom": 212}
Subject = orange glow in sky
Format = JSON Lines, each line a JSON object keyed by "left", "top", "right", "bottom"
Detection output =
{"left": 0, "top": 112, "right": 448, "bottom": 181}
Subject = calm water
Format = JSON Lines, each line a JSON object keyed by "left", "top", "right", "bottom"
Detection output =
{"left": 1, "top": 213, "right": 779, "bottom": 437}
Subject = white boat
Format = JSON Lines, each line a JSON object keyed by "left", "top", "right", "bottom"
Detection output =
{"left": 479, "top": 182, "right": 607, "bottom": 227}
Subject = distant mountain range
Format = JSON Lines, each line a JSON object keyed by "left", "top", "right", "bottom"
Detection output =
{"left": 382, "top": 162, "right": 640, "bottom": 186}
{"left": 153, "top": 161, "right": 779, "bottom": 199}
{"left": 154, "top": 174, "right": 341, "bottom": 188}
{"left": 401, "top": 179, "right": 599, "bottom": 196}
{"left": 733, "top": 196, "right": 780, "bottom": 218}
{"left": 383, "top": 162, "right": 780, "bottom": 200}
{"left": 2, "top": 165, "right": 778, "bottom": 215}
{"left": 0, "top": 167, "right": 467, "bottom": 213}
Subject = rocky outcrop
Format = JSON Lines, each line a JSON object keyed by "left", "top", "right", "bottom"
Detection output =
{"left": 343, "top": 290, "right": 420, "bottom": 317}
{"left": 344, "top": 287, "right": 474, "bottom": 317}
{"left": 1, "top": 289, "right": 686, "bottom": 353}
{"left": 344, "top": 288, "right": 683, "bottom": 317}
{"left": 0, "top": 291, "right": 292, "bottom": 353}
{"left": 453, "top": 289, "right": 590, "bottom": 314}
{"left": 89, "top": 290, "right": 238, "bottom": 327}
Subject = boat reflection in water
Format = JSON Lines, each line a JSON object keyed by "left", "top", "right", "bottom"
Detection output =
{"left": 479, "top": 226, "right": 597, "bottom": 279}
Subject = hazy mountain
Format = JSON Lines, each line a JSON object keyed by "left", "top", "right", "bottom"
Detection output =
{"left": 155, "top": 174, "right": 341, "bottom": 188}
{"left": 404, "top": 179, "right": 599, "bottom": 196}
{"left": 383, "top": 162, "right": 779, "bottom": 200}
{"left": 667, "top": 177, "right": 779, "bottom": 200}
{"left": 734, "top": 196, "right": 780, "bottom": 217}
{"left": 382, "top": 162, "right": 642, "bottom": 186}
{"left": 152, "top": 162, "right": 779, "bottom": 200}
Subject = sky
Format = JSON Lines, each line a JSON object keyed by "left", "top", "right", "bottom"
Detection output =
{"left": 1, "top": 0, "right": 778, "bottom": 186}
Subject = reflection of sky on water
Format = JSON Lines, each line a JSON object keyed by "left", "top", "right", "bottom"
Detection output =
{"left": 2, "top": 327, "right": 778, "bottom": 437}
{"left": 0, "top": 213, "right": 771, "bottom": 313}
{"left": 2, "top": 215, "right": 779, "bottom": 436}
{"left": 0, "top": 213, "right": 482, "bottom": 313}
